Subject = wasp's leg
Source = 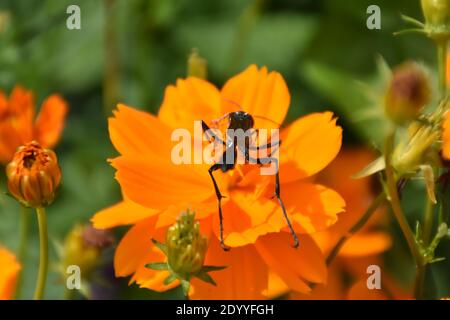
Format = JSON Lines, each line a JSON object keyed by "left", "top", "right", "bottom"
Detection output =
{"left": 208, "top": 163, "right": 230, "bottom": 251}
{"left": 241, "top": 149, "right": 299, "bottom": 249}
{"left": 202, "top": 120, "right": 226, "bottom": 146}
{"left": 248, "top": 136, "right": 281, "bottom": 151}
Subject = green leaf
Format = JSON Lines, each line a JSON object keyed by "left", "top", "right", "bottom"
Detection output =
{"left": 195, "top": 272, "right": 217, "bottom": 286}
{"left": 151, "top": 238, "right": 168, "bottom": 255}
{"left": 430, "top": 257, "right": 446, "bottom": 264}
{"left": 164, "top": 274, "right": 177, "bottom": 285}
{"left": 302, "top": 61, "right": 387, "bottom": 146}
{"left": 352, "top": 156, "right": 385, "bottom": 179}
{"left": 145, "top": 262, "right": 168, "bottom": 270}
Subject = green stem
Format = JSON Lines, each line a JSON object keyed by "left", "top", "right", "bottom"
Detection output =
{"left": 103, "top": 0, "right": 120, "bottom": 116}
{"left": 384, "top": 130, "right": 424, "bottom": 299}
{"left": 326, "top": 192, "right": 386, "bottom": 266}
{"left": 15, "top": 205, "right": 30, "bottom": 299}
{"left": 33, "top": 207, "right": 48, "bottom": 300}
{"left": 437, "top": 41, "right": 447, "bottom": 99}
{"left": 413, "top": 261, "right": 426, "bottom": 299}
{"left": 422, "top": 198, "right": 434, "bottom": 246}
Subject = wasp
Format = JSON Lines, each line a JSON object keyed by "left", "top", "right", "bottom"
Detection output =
{"left": 202, "top": 108, "right": 299, "bottom": 251}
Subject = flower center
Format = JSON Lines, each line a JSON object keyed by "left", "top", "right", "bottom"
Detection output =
{"left": 23, "top": 152, "right": 36, "bottom": 169}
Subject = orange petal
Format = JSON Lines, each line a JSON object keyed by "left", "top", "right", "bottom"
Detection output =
{"left": 114, "top": 216, "right": 158, "bottom": 277}
{"left": 339, "top": 232, "right": 392, "bottom": 257}
{"left": 114, "top": 219, "right": 179, "bottom": 292}
{"left": 267, "top": 181, "right": 345, "bottom": 234}
{"left": 443, "top": 114, "right": 450, "bottom": 160}
{"left": 0, "top": 246, "right": 21, "bottom": 300}
{"left": 221, "top": 65, "right": 290, "bottom": 127}
{"left": 0, "top": 90, "right": 7, "bottom": 114}
{"left": 279, "top": 112, "right": 342, "bottom": 182}
{"left": 158, "top": 77, "right": 222, "bottom": 129}
{"left": 91, "top": 200, "right": 159, "bottom": 229}
{"left": 211, "top": 192, "right": 281, "bottom": 248}
{"left": 255, "top": 232, "right": 326, "bottom": 294}
{"left": 264, "top": 271, "right": 290, "bottom": 298}
{"left": 347, "top": 279, "right": 388, "bottom": 300}
{"left": 109, "top": 104, "right": 175, "bottom": 157}
{"left": 290, "top": 264, "right": 345, "bottom": 300}
{"left": 111, "top": 155, "right": 215, "bottom": 210}
{"left": 34, "top": 94, "right": 68, "bottom": 148}
{"left": 9, "top": 85, "right": 34, "bottom": 142}
{"left": 190, "top": 236, "right": 268, "bottom": 299}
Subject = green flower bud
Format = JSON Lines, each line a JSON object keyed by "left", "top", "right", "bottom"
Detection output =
{"left": 421, "top": 0, "right": 450, "bottom": 41}
{"left": 187, "top": 48, "right": 207, "bottom": 79}
{"left": 384, "top": 62, "right": 430, "bottom": 125}
{"left": 166, "top": 211, "right": 208, "bottom": 276}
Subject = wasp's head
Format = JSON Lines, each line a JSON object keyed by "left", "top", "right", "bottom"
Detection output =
{"left": 228, "top": 111, "right": 254, "bottom": 131}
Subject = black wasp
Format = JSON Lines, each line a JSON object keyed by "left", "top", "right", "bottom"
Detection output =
{"left": 202, "top": 109, "right": 299, "bottom": 251}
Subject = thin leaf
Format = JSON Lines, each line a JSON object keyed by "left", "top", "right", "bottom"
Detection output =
{"left": 195, "top": 271, "right": 217, "bottom": 286}
{"left": 352, "top": 156, "right": 385, "bottom": 179}
{"left": 180, "top": 279, "right": 191, "bottom": 296}
{"left": 164, "top": 274, "right": 177, "bottom": 285}
{"left": 393, "top": 28, "right": 427, "bottom": 36}
{"left": 151, "top": 238, "right": 168, "bottom": 255}
{"left": 400, "top": 14, "right": 424, "bottom": 28}
{"left": 430, "top": 257, "right": 446, "bottom": 264}
{"left": 420, "top": 165, "right": 437, "bottom": 204}
{"left": 201, "top": 265, "right": 227, "bottom": 273}
{"left": 145, "top": 262, "right": 168, "bottom": 270}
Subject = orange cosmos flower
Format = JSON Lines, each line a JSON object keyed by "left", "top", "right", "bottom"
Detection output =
{"left": 0, "top": 245, "right": 21, "bottom": 300}
{"left": 92, "top": 65, "right": 345, "bottom": 298}
{"left": 0, "top": 85, "right": 68, "bottom": 164}
{"left": 291, "top": 149, "right": 409, "bottom": 300}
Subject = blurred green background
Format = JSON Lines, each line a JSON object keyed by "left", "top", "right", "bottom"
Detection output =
{"left": 0, "top": 0, "right": 448, "bottom": 299}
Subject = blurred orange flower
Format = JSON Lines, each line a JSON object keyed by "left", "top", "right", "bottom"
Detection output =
{"left": 0, "top": 245, "right": 21, "bottom": 300}
{"left": 290, "top": 149, "right": 409, "bottom": 300}
{"left": 0, "top": 85, "right": 68, "bottom": 164}
{"left": 92, "top": 65, "right": 345, "bottom": 298}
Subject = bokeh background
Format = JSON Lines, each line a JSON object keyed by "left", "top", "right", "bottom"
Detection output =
{"left": 0, "top": 0, "right": 448, "bottom": 299}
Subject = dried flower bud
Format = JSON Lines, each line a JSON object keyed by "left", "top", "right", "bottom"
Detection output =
{"left": 421, "top": 0, "right": 450, "bottom": 41}
{"left": 384, "top": 62, "right": 430, "bottom": 125}
{"left": 187, "top": 48, "right": 207, "bottom": 79}
{"left": 62, "top": 224, "right": 112, "bottom": 279}
{"left": 166, "top": 210, "right": 208, "bottom": 276}
{"left": 6, "top": 141, "right": 61, "bottom": 208}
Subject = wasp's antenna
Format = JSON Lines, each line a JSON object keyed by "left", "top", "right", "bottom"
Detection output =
{"left": 222, "top": 98, "right": 244, "bottom": 110}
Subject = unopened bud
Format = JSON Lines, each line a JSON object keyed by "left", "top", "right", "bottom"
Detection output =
{"left": 187, "top": 49, "right": 207, "bottom": 79}
{"left": 166, "top": 211, "right": 208, "bottom": 276}
{"left": 62, "top": 224, "right": 112, "bottom": 279}
{"left": 421, "top": 0, "right": 450, "bottom": 41}
{"left": 384, "top": 62, "right": 430, "bottom": 125}
{"left": 6, "top": 141, "right": 61, "bottom": 208}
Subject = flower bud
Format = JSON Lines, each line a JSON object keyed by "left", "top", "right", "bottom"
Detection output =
{"left": 187, "top": 48, "right": 207, "bottom": 79}
{"left": 62, "top": 224, "right": 113, "bottom": 279}
{"left": 166, "top": 210, "right": 208, "bottom": 276}
{"left": 421, "top": 0, "right": 450, "bottom": 41}
{"left": 6, "top": 141, "right": 61, "bottom": 208}
{"left": 384, "top": 62, "right": 430, "bottom": 125}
